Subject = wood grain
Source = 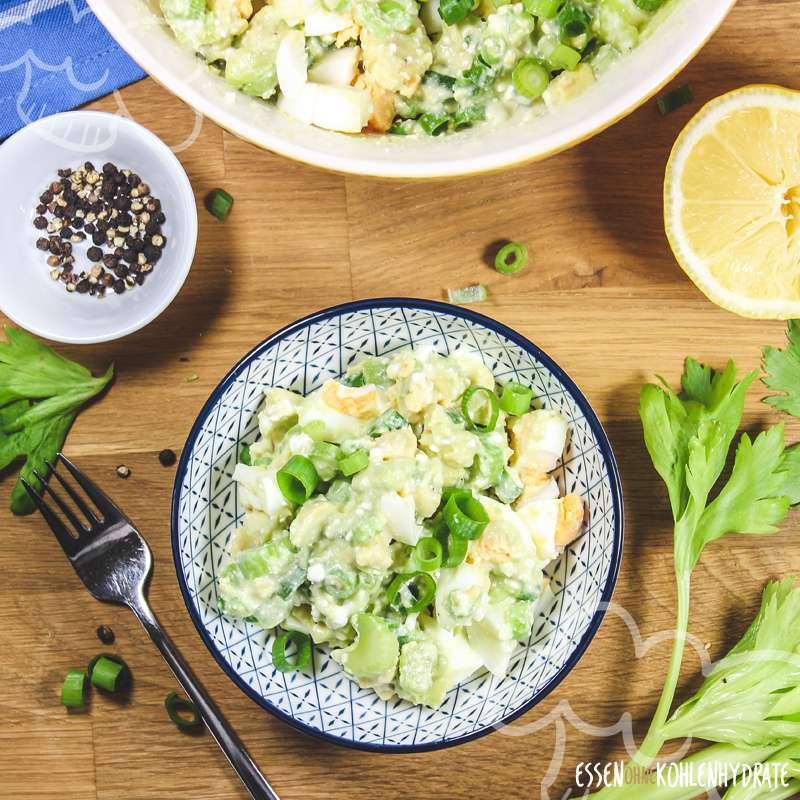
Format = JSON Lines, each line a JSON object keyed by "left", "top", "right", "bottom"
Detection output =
{"left": 3, "top": 1, "right": 800, "bottom": 797}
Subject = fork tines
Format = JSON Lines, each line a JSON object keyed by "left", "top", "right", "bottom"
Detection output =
{"left": 22, "top": 453, "right": 120, "bottom": 554}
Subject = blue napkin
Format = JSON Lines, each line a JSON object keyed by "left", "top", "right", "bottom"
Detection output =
{"left": 0, "top": 0, "right": 146, "bottom": 139}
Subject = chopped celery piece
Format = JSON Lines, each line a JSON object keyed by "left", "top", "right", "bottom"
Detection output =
{"left": 447, "top": 284, "right": 488, "bottom": 304}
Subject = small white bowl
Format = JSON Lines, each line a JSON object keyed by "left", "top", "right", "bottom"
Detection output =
{"left": 0, "top": 111, "right": 197, "bottom": 344}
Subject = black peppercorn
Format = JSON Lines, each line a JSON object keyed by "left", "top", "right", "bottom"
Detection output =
{"left": 158, "top": 449, "right": 177, "bottom": 467}
{"left": 143, "top": 245, "right": 161, "bottom": 263}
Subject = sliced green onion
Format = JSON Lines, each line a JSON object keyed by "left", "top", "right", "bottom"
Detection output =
{"left": 522, "top": 0, "right": 560, "bottom": 17}
{"left": 368, "top": 409, "right": 408, "bottom": 437}
{"left": 494, "top": 242, "right": 528, "bottom": 274}
{"left": 444, "top": 489, "right": 489, "bottom": 540}
{"left": 387, "top": 572, "right": 437, "bottom": 614}
{"left": 424, "top": 71, "right": 456, "bottom": 90}
{"left": 442, "top": 531, "right": 468, "bottom": 567}
{"left": 463, "top": 57, "right": 496, "bottom": 91}
{"left": 557, "top": 0, "right": 592, "bottom": 38}
{"left": 461, "top": 385, "right": 500, "bottom": 433}
{"left": 272, "top": 630, "right": 312, "bottom": 672}
{"left": 204, "top": 188, "right": 233, "bottom": 221}
{"left": 447, "top": 284, "right": 488, "bottom": 304}
{"left": 438, "top": 0, "right": 472, "bottom": 25}
{"left": 339, "top": 373, "right": 365, "bottom": 387}
{"left": 414, "top": 536, "right": 443, "bottom": 571}
{"left": 432, "top": 513, "right": 469, "bottom": 567}
{"left": 239, "top": 445, "right": 251, "bottom": 466}
{"left": 657, "top": 84, "right": 694, "bottom": 116}
{"left": 549, "top": 42, "right": 581, "bottom": 71}
{"left": 60, "top": 669, "right": 87, "bottom": 708}
{"left": 164, "top": 691, "right": 202, "bottom": 729}
{"left": 89, "top": 654, "right": 128, "bottom": 692}
{"left": 276, "top": 455, "right": 319, "bottom": 504}
{"left": 389, "top": 119, "right": 417, "bottom": 136}
{"left": 499, "top": 381, "right": 533, "bottom": 415}
{"left": 452, "top": 106, "right": 485, "bottom": 130}
{"left": 338, "top": 449, "right": 369, "bottom": 477}
{"left": 419, "top": 112, "right": 450, "bottom": 136}
{"left": 512, "top": 58, "right": 550, "bottom": 101}
{"left": 634, "top": 0, "right": 664, "bottom": 9}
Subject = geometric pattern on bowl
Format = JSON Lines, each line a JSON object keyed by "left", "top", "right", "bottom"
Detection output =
{"left": 172, "top": 298, "right": 624, "bottom": 752}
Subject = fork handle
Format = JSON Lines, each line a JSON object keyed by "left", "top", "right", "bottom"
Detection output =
{"left": 130, "top": 598, "right": 280, "bottom": 800}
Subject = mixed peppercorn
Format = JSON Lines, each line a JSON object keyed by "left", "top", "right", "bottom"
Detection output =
{"left": 32, "top": 161, "right": 167, "bottom": 297}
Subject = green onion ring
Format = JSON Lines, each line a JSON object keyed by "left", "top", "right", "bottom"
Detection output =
{"left": 272, "top": 631, "right": 312, "bottom": 672}
{"left": 204, "top": 188, "right": 234, "bottom": 222}
{"left": 442, "top": 531, "right": 469, "bottom": 567}
{"left": 499, "top": 381, "right": 533, "bottom": 415}
{"left": 387, "top": 572, "right": 437, "bottom": 614}
{"left": 414, "top": 536, "right": 443, "bottom": 572}
{"left": 338, "top": 449, "right": 369, "bottom": 477}
{"left": 88, "top": 653, "right": 130, "bottom": 693}
{"left": 164, "top": 692, "right": 202, "bottom": 730}
{"left": 494, "top": 242, "right": 528, "bottom": 274}
{"left": 460, "top": 385, "right": 500, "bottom": 433}
{"left": 60, "top": 669, "right": 87, "bottom": 708}
{"left": 276, "top": 454, "right": 319, "bottom": 505}
{"left": 511, "top": 58, "right": 550, "bottom": 101}
{"left": 432, "top": 512, "right": 469, "bottom": 567}
{"left": 444, "top": 489, "right": 489, "bottom": 540}
{"left": 656, "top": 84, "right": 694, "bottom": 116}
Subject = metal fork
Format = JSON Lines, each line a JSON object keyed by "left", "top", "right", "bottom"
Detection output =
{"left": 23, "top": 453, "right": 280, "bottom": 800}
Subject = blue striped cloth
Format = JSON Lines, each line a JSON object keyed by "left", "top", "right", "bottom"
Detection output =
{"left": 0, "top": 0, "right": 145, "bottom": 139}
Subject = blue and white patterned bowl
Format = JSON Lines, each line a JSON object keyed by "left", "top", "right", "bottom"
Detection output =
{"left": 171, "top": 299, "right": 623, "bottom": 752}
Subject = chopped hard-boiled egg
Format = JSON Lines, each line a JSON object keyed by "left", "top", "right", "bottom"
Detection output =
{"left": 220, "top": 347, "right": 582, "bottom": 710}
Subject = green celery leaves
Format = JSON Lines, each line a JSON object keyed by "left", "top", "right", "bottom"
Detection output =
{"left": 763, "top": 320, "right": 800, "bottom": 418}
{"left": 0, "top": 327, "right": 113, "bottom": 514}
{"left": 640, "top": 359, "right": 755, "bottom": 522}
{"left": 640, "top": 358, "right": 793, "bottom": 574}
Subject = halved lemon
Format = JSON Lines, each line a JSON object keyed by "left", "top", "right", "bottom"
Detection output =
{"left": 664, "top": 85, "right": 800, "bottom": 319}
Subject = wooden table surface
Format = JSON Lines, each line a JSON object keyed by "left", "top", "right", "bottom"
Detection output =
{"left": 3, "top": 1, "right": 800, "bottom": 797}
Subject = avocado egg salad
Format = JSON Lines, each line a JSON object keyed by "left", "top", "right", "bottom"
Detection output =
{"left": 160, "top": 0, "right": 669, "bottom": 135}
{"left": 217, "top": 347, "right": 585, "bottom": 708}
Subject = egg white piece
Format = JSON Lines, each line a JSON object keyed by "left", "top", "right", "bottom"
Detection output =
{"left": 308, "top": 45, "right": 360, "bottom": 86}
{"left": 276, "top": 29, "right": 308, "bottom": 99}
{"left": 304, "top": 9, "right": 352, "bottom": 35}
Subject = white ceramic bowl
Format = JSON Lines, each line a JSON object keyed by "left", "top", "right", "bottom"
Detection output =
{"left": 90, "top": 0, "right": 735, "bottom": 179}
{"left": 0, "top": 111, "right": 197, "bottom": 344}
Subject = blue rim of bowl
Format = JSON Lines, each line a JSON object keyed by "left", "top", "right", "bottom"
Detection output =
{"left": 170, "top": 297, "right": 624, "bottom": 754}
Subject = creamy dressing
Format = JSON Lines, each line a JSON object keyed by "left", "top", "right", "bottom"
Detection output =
{"left": 160, "top": 0, "right": 670, "bottom": 135}
{"left": 217, "top": 346, "right": 586, "bottom": 706}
